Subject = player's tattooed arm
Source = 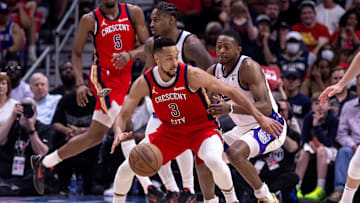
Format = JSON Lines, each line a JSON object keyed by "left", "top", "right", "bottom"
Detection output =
{"left": 183, "top": 35, "right": 214, "bottom": 71}
{"left": 143, "top": 37, "right": 156, "bottom": 72}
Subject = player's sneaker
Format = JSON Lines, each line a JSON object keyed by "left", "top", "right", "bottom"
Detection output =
{"left": 30, "top": 155, "right": 46, "bottom": 195}
{"left": 177, "top": 188, "right": 196, "bottom": 203}
{"left": 147, "top": 185, "right": 165, "bottom": 203}
{"left": 163, "top": 190, "right": 180, "bottom": 203}
{"left": 303, "top": 186, "right": 326, "bottom": 200}
{"left": 296, "top": 186, "right": 304, "bottom": 199}
{"left": 257, "top": 193, "right": 279, "bottom": 203}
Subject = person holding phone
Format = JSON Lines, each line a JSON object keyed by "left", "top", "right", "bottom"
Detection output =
{"left": 0, "top": 97, "right": 54, "bottom": 195}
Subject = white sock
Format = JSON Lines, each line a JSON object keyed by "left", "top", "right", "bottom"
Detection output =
{"left": 204, "top": 196, "right": 219, "bottom": 203}
{"left": 42, "top": 150, "right": 62, "bottom": 168}
{"left": 113, "top": 195, "right": 126, "bottom": 203}
{"left": 176, "top": 150, "right": 194, "bottom": 193}
{"left": 254, "top": 183, "right": 274, "bottom": 200}
{"left": 222, "top": 186, "right": 238, "bottom": 203}
{"left": 317, "top": 179, "right": 326, "bottom": 190}
{"left": 339, "top": 186, "right": 356, "bottom": 203}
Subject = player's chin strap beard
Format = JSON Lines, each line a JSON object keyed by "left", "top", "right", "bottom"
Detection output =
{"left": 160, "top": 66, "right": 176, "bottom": 78}
{"left": 105, "top": 3, "right": 115, "bottom": 8}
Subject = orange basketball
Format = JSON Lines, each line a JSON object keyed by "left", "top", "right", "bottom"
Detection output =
{"left": 129, "top": 143, "right": 163, "bottom": 176}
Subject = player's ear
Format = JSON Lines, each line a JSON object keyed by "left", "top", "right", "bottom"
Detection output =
{"left": 169, "top": 15, "right": 176, "bottom": 26}
{"left": 154, "top": 53, "right": 160, "bottom": 64}
{"left": 237, "top": 46, "right": 242, "bottom": 54}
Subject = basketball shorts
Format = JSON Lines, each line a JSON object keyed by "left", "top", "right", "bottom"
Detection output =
{"left": 223, "top": 110, "right": 287, "bottom": 158}
{"left": 148, "top": 122, "right": 221, "bottom": 165}
{"left": 89, "top": 65, "right": 131, "bottom": 128}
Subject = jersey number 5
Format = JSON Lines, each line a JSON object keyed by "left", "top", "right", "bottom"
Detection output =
{"left": 168, "top": 103, "right": 180, "bottom": 117}
{"left": 113, "top": 34, "right": 122, "bottom": 50}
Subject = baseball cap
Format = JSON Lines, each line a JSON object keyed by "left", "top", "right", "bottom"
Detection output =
{"left": 282, "top": 70, "right": 300, "bottom": 79}
{"left": 256, "top": 14, "right": 271, "bottom": 24}
{"left": 279, "top": 22, "right": 291, "bottom": 29}
{"left": 0, "top": 3, "right": 9, "bottom": 13}
{"left": 300, "top": 0, "right": 316, "bottom": 11}
{"left": 286, "top": 31, "right": 302, "bottom": 41}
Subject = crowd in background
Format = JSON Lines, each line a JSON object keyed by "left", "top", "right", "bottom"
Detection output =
{"left": 1, "top": 0, "right": 360, "bottom": 202}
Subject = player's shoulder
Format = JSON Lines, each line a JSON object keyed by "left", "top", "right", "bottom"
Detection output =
{"left": 145, "top": 37, "right": 155, "bottom": 51}
{"left": 206, "top": 64, "right": 216, "bottom": 75}
{"left": 184, "top": 34, "right": 201, "bottom": 47}
{"left": 125, "top": 3, "right": 143, "bottom": 17}
{"left": 80, "top": 11, "right": 95, "bottom": 24}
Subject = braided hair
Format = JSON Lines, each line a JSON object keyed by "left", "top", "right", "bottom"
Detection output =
{"left": 154, "top": 2, "right": 180, "bottom": 21}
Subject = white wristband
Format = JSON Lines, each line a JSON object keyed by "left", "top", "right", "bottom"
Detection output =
{"left": 229, "top": 103, "right": 233, "bottom": 114}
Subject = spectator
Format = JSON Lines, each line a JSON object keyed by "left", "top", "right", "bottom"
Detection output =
{"left": 282, "top": 70, "right": 311, "bottom": 128}
{"left": 300, "top": 58, "right": 331, "bottom": 97}
{"left": 4, "top": 54, "right": 33, "bottom": 101}
{"left": 202, "top": 21, "right": 222, "bottom": 64}
{"left": 29, "top": 72, "right": 61, "bottom": 125}
{"left": 265, "top": 0, "right": 281, "bottom": 41}
{"left": 50, "top": 61, "right": 75, "bottom": 95}
{"left": 0, "top": 97, "right": 53, "bottom": 196}
{"left": 326, "top": 75, "right": 360, "bottom": 202}
{"left": 292, "top": 0, "right": 331, "bottom": 56}
{"left": 295, "top": 92, "right": 338, "bottom": 201}
{"left": 317, "top": 43, "right": 336, "bottom": 68}
{"left": 328, "top": 67, "right": 356, "bottom": 118}
{"left": 278, "top": 0, "right": 300, "bottom": 26}
{"left": 316, "top": 0, "right": 345, "bottom": 35}
{"left": 0, "top": 2, "right": 23, "bottom": 66}
{"left": 278, "top": 31, "right": 309, "bottom": 80}
{"left": 331, "top": 9, "right": 360, "bottom": 51}
{"left": 276, "top": 21, "right": 291, "bottom": 52}
{"left": 0, "top": 74, "right": 17, "bottom": 126}
{"left": 246, "top": 14, "right": 278, "bottom": 65}
{"left": 250, "top": 99, "right": 301, "bottom": 203}
{"left": 51, "top": 74, "right": 99, "bottom": 195}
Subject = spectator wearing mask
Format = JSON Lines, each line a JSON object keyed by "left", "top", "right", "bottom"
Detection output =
{"left": 0, "top": 74, "right": 17, "bottom": 126}
{"left": 50, "top": 61, "right": 75, "bottom": 95}
{"left": 296, "top": 92, "right": 338, "bottom": 201}
{"left": 4, "top": 55, "right": 33, "bottom": 101}
{"left": 316, "top": 0, "right": 345, "bottom": 35}
{"left": 202, "top": 21, "right": 223, "bottom": 63}
{"left": 278, "top": 31, "right": 309, "bottom": 80}
{"left": 29, "top": 72, "right": 61, "bottom": 125}
{"left": 292, "top": 1, "right": 331, "bottom": 56}
{"left": 0, "top": 97, "right": 53, "bottom": 195}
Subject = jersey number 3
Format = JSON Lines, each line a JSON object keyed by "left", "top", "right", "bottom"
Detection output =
{"left": 113, "top": 34, "right": 122, "bottom": 50}
{"left": 168, "top": 103, "right": 180, "bottom": 117}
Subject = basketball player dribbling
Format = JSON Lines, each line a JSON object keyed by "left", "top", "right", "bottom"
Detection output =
{"left": 319, "top": 52, "right": 360, "bottom": 203}
{"left": 30, "top": 0, "right": 164, "bottom": 201}
{"left": 110, "top": 37, "right": 283, "bottom": 203}
{"left": 139, "top": 2, "right": 215, "bottom": 202}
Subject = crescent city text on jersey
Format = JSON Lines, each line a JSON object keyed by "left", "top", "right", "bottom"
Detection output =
{"left": 101, "top": 24, "right": 130, "bottom": 37}
{"left": 154, "top": 93, "right": 187, "bottom": 103}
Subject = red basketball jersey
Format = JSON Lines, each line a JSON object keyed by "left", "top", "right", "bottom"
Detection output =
{"left": 144, "top": 62, "right": 216, "bottom": 127}
{"left": 92, "top": 3, "right": 135, "bottom": 73}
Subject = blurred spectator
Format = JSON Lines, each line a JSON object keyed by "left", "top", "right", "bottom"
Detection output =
{"left": 282, "top": 70, "right": 311, "bottom": 127}
{"left": 51, "top": 74, "right": 99, "bottom": 195}
{"left": 292, "top": 1, "right": 331, "bottom": 55}
{"left": 295, "top": 92, "right": 338, "bottom": 201}
{"left": 50, "top": 61, "right": 75, "bottom": 95}
{"left": 278, "top": 0, "right": 300, "bottom": 26}
{"left": 278, "top": 31, "right": 309, "bottom": 80}
{"left": 202, "top": 21, "right": 222, "bottom": 63}
{"left": 246, "top": 14, "right": 278, "bottom": 65}
{"left": 327, "top": 76, "right": 360, "bottom": 202}
{"left": 317, "top": 43, "right": 337, "bottom": 68}
{"left": 316, "top": 0, "right": 345, "bottom": 35}
{"left": 251, "top": 99, "right": 301, "bottom": 203}
{"left": 328, "top": 67, "right": 356, "bottom": 118}
{"left": 0, "top": 97, "right": 53, "bottom": 196}
{"left": 349, "top": 0, "right": 360, "bottom": 12}
{"left": 276, "top": 21, "right": 291, "bottom": 52}
{"left": 29, "top": 72, "right": 61, "bottom": 125}
{"left": 0, "top": 74, "right": 17, "bottom": 125}
{"left": 265, "top": 0, "right": 280, "bottom": 41}
{"left": 4, "top": 54, "right": 33, "bottom": 101}
{"left": 331, "top": 9, "right": 360, "bottom": 51}
{"left": 219, "top": 0, "right": 231, "bottom": 26}
{"left": 300, "top": 58, "right": 331, "bottom": 97}
{"left": 0, "top": 2, "right": 24, "bottom": 66}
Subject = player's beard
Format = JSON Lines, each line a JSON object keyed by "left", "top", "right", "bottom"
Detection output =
{"left": 104, "top": 2, "right": 115, "bottom": 8}
{"left": 160, "top": 65, "right": 176, "bottom": 78}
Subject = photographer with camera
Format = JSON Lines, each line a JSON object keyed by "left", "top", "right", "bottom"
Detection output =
{"left": 0, "top": 97, "right": 54, "bottom": 196}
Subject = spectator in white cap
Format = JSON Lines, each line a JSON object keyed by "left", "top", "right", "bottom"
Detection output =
{"left": 277, "top": 31, "right": 309, "bottom": 80}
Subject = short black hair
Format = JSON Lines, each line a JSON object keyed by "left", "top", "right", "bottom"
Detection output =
{"left": 153, "top": 37, "right": 176, "bottom": 54}
{"left": 155, "top": 2, "right": 179, "bottom": 19}
{"left": 219, "top": 30, "right": 241, "bottom": 46}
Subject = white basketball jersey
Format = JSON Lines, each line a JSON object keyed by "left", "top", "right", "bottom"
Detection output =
{"left": 214, "top": 55, "right": 279, "bottom": 131}
{"left": 176, "top": 30, "right": 191, "bottom": 63}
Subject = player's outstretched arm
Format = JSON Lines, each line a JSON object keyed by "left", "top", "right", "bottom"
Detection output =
{"left": 111, "top": 76, "right": 150, "bottom": 154}
{"left": 319, "top": 52, "right": 360, "bottom": 103}
{"left": 187, "top": 66, "right": 282, "bottom": 137}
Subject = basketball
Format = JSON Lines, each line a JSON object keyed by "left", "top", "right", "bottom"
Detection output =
{"left": 129, "top": 143, "right": 163, "bottom": 176}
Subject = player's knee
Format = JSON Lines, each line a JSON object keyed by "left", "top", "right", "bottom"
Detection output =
{"left": 203, "top": 155, "right": 223, "bottom": 169}
{"left": 226, "top": 142, "right": 249, "bottom": 162}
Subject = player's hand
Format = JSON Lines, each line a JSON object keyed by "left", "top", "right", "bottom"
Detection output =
{"left": 207, "top": 96, "right": 230, "bottom": 116}
{"left": 110, "top": 131, "right": 133, "bottom": 154}
{"left": 258, "top": 116, "right": 283, "bottom": 139}
{"left": 112, "top": 52, "right": 131, "bottom": 70}
{"left": 76, "top": 85, "right": 93, "bottom": 107}
{"left": 318, "top": 84, "right": 343, "bottom": 104}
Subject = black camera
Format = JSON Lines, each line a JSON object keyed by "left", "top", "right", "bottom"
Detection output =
{"left": 22, "top": 103, "right": 34, "bottom": 118}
